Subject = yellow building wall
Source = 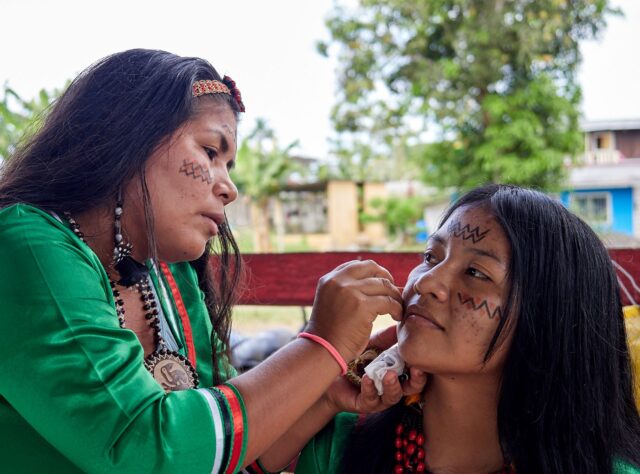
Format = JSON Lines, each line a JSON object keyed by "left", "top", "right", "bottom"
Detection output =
{"left": 242, "top": 180, "right": 389, "bottom": 251}
{"left": 327, "top": 181, "right": 359, "bottom": 249}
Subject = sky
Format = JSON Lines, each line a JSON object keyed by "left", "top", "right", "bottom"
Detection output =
{"left": 1, "top": 0, "right": 638, "bottom": 159}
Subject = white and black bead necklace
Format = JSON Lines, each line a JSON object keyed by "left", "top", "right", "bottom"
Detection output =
{"left": 64, "top": 207, "right": 199, "bottom": 392}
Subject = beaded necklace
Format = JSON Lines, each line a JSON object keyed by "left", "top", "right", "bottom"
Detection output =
{"left": 65, "top": 210, "right": 199, "bottom": 392}
{"left": 394, "top": 397, "right": 515, "bottom": 474}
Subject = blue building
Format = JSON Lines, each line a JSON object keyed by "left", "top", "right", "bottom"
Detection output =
{"left": 561, "top": 119, "right": 640, "bottom": 242}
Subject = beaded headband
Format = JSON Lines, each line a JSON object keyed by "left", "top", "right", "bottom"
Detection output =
{"left": 192, "top": 76, "right": 246, "bottom": 112}
{"left": 192, "top": 80, "right": 230, "bottom": 97}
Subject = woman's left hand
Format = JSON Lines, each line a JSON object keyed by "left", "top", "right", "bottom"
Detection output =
{"left": 325, "top": 367, "right": 427, "bottom": 414}
{"left": 323, "top": 326, "right": 428, "bottom": 413}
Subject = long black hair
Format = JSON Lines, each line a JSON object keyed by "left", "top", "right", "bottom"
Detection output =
{"left": 0, "top": 49, "right": 243, "bottom": 384}
{"left": 342, "top": 184, "right": 640, "bottom": 473}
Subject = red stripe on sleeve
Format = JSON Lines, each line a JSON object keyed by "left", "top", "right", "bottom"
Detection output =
{"left": 217, "top": 384, "right": 245, "bottom": 473}
{"left": 159, "top": 262, "right": 197, "bottom": 368}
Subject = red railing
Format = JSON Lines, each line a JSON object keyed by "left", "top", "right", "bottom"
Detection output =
{"left": 223, "top": 249, "right": 640, "bottom": 307}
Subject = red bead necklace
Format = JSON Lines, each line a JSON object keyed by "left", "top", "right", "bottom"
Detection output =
{"left": 393, "top": 397, "right": 515, "bottom": 474}
{"left": 394, "top": 399, "right": 426, "bottom": 474}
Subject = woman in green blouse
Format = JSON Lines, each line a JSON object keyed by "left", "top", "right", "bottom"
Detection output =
{"left": 261, "top": 185, "right": 640, "bottom": 474}
{"left": 0, "top": 49, "right": 404, "bottom": 473}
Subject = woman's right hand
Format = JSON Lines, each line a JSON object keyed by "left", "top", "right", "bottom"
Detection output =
{"left": 233, "top": 260, "right": 403, "bottom": 468}
{"left": 304, "top": 259, "right": 403, "bottom": 363}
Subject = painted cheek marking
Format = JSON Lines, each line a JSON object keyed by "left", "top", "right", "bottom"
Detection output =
{"left": 447, "top": 220, "right": 490, "bottom": 244}
{"left": 179, "top": 159, "right": 213, "bottom": 184}
{"left": 457, "top": 292, "right": 503, "bottom": 320}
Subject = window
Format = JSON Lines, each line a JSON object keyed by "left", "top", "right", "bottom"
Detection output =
{"left": 279, "top": 190, "right": 328, "bottom": 234}
{"left": 593, "top": 132, "right": 612, "bottom": 150}
{"left": 596, "top": 136, "right": 603, "bottom": 149}
{"left": 571, "top": 192, "right": 611, "bottom": 227}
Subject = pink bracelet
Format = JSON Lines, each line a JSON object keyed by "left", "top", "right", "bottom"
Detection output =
{"left": 297, "top": 332, "right": 348, "bottom": 375}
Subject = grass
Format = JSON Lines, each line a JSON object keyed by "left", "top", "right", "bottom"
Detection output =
{"left": 232, "top": 305, "right": 398, "bottom": 336}
{"left": 232, "top": 305, "right": 309, "bottom": 335}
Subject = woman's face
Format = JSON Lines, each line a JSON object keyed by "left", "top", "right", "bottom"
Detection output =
{"left": 130, "top": 100, "right": 238, "bottom": 263}
{"left": 398, "top": 205, "right": 513, "bottom": 376}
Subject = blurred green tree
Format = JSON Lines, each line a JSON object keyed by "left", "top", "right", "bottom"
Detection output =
{"left": 319, "top": 0, "right": 617, "bottom": 190}
{"left": 233, "top": 118, "right": 300, "bottom": 252}
{"left": 362, "top": 195, "right": 426, "bottom": 247}
{"left": 0, "top": 84, "right": 61, "bottom": 161}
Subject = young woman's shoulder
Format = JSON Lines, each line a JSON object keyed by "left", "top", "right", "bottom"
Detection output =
{"left": 296, "top": 412, "right": 358, "bottom": 474}
{"left": 615, "top": 459, "right": 640, "bottom": 474}
{"left": 613, "top": 458, "right": 640, "bottom": 474}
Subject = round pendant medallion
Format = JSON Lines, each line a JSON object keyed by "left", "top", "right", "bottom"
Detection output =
{"left": 145, "top": 350, "right": 197, "bottom": 392}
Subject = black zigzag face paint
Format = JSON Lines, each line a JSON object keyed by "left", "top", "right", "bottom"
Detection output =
{"left": 447, "top": 220, "right": 490, "bottom": 244}
{"left": 179, "top": 159, "right": 214, "bottom": 185}
{"left": 457, "top": 292, "right": 503, "bottom": 320}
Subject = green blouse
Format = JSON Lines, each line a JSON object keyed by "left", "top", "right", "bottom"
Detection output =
{"left": 296, "top": 413, "right": 640, "bottom": 474}
{"left": 0, "top": 204, "right": 246, "bottom": 473}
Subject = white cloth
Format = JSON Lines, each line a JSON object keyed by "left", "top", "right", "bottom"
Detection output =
{"left": 363, "top": 344, "right": 405, "bottom": 395}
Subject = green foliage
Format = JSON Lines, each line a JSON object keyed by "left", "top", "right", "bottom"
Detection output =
{"left": 321, "top": 0, "right": 617, "bottom": 190}
{"left": 328, "top": 136, "right": 421, "bottom": 182}
{"left": 232, "top": 119, "right": 302, "bottom": 252}
{"left": 416, "top": 74, "right": 583, "bottom": 190}
{"left": 0, "top": 84, "right": 62, "bottom": 161}
{"left": 362, "top": 195, "right": 425, "bottom": 243}
{"left": 233, "top": 118, "right": 300, "bottom": 203}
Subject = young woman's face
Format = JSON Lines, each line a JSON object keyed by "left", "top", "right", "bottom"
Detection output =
{"left": 398, "top": 205, "right": 513, "bottom": 376}
{"left": 135, "top": 100, "right": 238, "bottom": 262}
